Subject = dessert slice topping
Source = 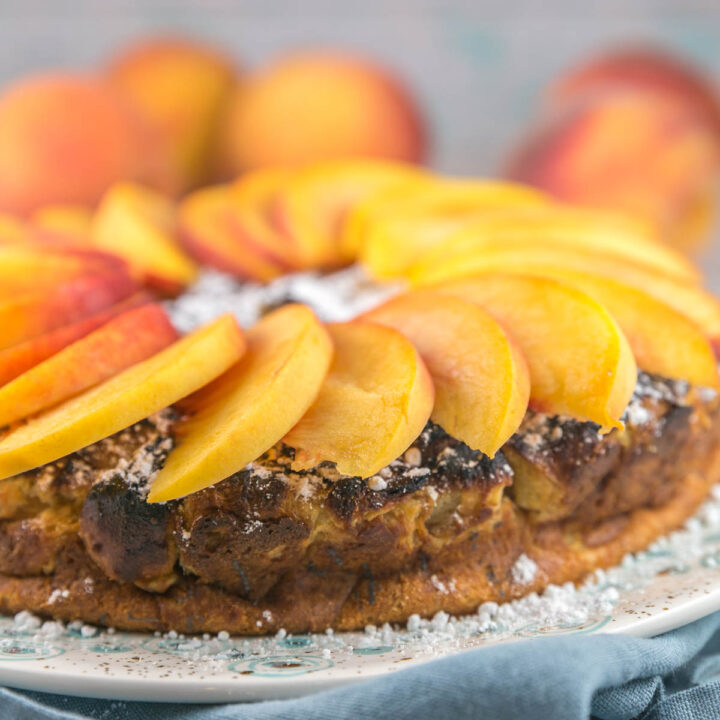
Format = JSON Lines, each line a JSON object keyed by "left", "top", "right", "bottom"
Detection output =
{"left": 284, "top": 320, "right": 435, "bottom": 478}
{"left": 148, "top": 304, "right": 333, "bottom": 502}
{"left": 0, "top": 314, "right": 245, "bottom": 480}
{"left": 432, "top": 274, "right": 637, "bottom": 429}
{"left": 361, "top": 290, "right": 529, "bottom": 456}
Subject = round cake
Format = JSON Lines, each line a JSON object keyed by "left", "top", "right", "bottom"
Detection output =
{"left": 1, "top": 160, "right": 719, "bottom": 635}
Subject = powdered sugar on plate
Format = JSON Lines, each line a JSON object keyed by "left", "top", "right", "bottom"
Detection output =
{"left": 1, "top": 482, "right": 720, "bottom": 704}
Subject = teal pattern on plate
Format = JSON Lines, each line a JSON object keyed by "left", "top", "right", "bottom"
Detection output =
{"left": 0, "top": 640, "right": 64, "bottom": 661}
{"left": 230, "top": 655, "right": 333, "bottom": 677}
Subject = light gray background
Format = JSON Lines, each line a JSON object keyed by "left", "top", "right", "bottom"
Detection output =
{"left": 1, "top": 0, "right": 719, "bottom": 275}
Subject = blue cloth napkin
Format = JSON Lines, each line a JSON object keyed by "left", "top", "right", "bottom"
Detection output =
{"left": 5, "top": 612, "right": 720, "bottom": 720}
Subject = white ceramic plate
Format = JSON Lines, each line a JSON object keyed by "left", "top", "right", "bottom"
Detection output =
{"left": 1, "top": 494, "right": 720, "bottom": 703}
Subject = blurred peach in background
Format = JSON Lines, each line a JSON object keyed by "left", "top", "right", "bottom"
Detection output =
{"left": 507, "top": 47, "right": 720, "bottom": 251}
{"left": 217, "top": 52, "right": 426, "bottom": 176}
{"left": 0, "top": 33, "right": 718, "bottom": 259}
{"left": 107, "top": 37, "right": 238, "bottom": 194}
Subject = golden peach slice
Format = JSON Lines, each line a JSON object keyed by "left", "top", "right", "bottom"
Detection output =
{"left": 0, "top": 314, "right": 245, "bottom": 479}
{"left": 510, "top": 270, "right": 718, "bottom": 388}
{"left": 338, "top": 174, "right": 435, "bottom": 261}
{"left": 92, "top": 182, "right": 198, "bottom": 294}
{"left": 284, "top": 321, "right": 434, "bottom": 478}
{"left": 0, "top": 303, "right": 179, "bottom": 426}
{"left": 148, "top": 304, "right": 332, "bottom": 502}
{"left": 31, "top": 204, "right": 93, "bottom": 246}
{"left": 0, "top": 212, "right": 28, "bottom": 243}
{"left": 406, "top": 204, "right": 699, "bottom": 285}
{"left": 273, "top": 159, "right": 427, "bottom": 268}
{"left": 0, "top": 269, "right": 138, "bottom": 351}
{"left": 359, "top": 213, "right": 478, "bottom": 280}
{"left": 0, "top": 245, "right": 127, "bottom": 295}
{"left": 666, "top": 187, "right": 716, "bottom": 254}
{"left": 361, "top": 291, "right": 529, "bottom": 456}
{"left": 0, "top": 292, "right": 149, "bottom": 387}
{"left": 227, "top": 167, "right": 302, "bottom": 270}
{"left": 351, "top": 178, "right": 551, "bottom": 279}
{"left": 178, "top": 184, "right": 286, "bottom": 282}
{"left": 433, "top": 274, "right": 637, "bottom": 428}
{"left": 410, "top": 244, "right": 720, "bottom": 348}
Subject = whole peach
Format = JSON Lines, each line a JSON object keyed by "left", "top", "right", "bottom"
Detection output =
{"left": 506, "top": 91, "right": 720, "bottom": 250}
{"left": 107, "top": 37, "right": 237, "bottom": 193}
{"left": 219, "top": 52, "right": 427, "bottom": 174}
{"left": 0, "top": 74, "right": 152, "bottom": 216}
{"left": 548, "top": 47, "right": 720, "bottom": 138}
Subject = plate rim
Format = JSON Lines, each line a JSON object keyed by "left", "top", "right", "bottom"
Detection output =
{"left": 1, "top": 585, "right": 719, "bottom": 704}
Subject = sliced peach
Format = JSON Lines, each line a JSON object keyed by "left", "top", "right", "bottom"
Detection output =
{"left": 31, "top": 204, "right": 93, "bottom": 246}
{"left": 178, "top": 184, "right": 285, "bottom": 282}
{"left": 338, "top": 174, "right": 436, "bottom": 261}
{"left": 410, "top": 244, "right": 720, "bottom": 346}
{"left": 148, "top": 304, "right": 332, "bottom": 502}
{"left": 0, "top": 314, "right": 245, "bottom": 479}
{"left": 0, "top": 245, "right": 127, "bottom": 296}
{"left": 668, "top": 187, "right": 716, "bottom": 252}
{"left": 0, "top": 303, "right": 179, "bottom": 426}
{"left": 284, "top": 321, "right": 434, "bottom": 477}
{"left": 0, "top": 212, "right": 28, "bottom": 243}
{"left": 347, "top": 178, "right": 550, "bottom": 278}
{"left": 359, "top": 212, "right": 482, "bottom": 280}
{"left": 0, "top": 293, "right": 149, "bottom": 387}
{"left": 432, "top": 274, "right": 637, "bottom": 428}
{"left": 227, "top": 167, "right": 300, "bottom": 269}
{"left": 361, "top": 291, "right": 529, "bottom": 456}
{"left": 92, "top": 182, "right": 197, "bottom": 294}
{"left": 405, "top": 204, "right": 699, "bottom": 285}
{"left": 0, "top": 269, "right": 137, "bottom": 350}
{"left": 409, "top": 243, "right": 660, "bottom": 290}
{"left": 516, "top": 270, "right": 716, "bottom": 388}
{"left": 272, "top": 159, "right": 428, "bottom": 268}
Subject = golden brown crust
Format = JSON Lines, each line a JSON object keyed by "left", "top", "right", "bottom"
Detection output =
{"left": 1, "top": 375, "right": 718, "bottom": 634}
{"left": 0, "top": 447, "right": 718, "bottom": 635}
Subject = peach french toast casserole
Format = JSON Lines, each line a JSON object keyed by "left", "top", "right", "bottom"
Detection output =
{"left": 1, "top": 160, "right": 720, "bottom": 634}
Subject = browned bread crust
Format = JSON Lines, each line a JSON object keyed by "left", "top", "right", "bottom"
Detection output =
{"left": 0, "top": 373, "right": 718, "bottom": 634}
{"left": 0, "top": 462, "right": 717, "bottom": 634}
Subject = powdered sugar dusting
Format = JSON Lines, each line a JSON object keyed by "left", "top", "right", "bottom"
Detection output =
{"left": 510, "top": 554, "right": 538, "bottom": 586}
{"left": 168, "top": 267, "right": 399, "bottom": 333}
{"left": 47, "top": 589, "right": 69, "bottom": 605}
{"left": 367, "top": 475, "right": 388, "bottom": 491}
{"left": 96, "top": 435, "right": 173, "bottom": 500}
